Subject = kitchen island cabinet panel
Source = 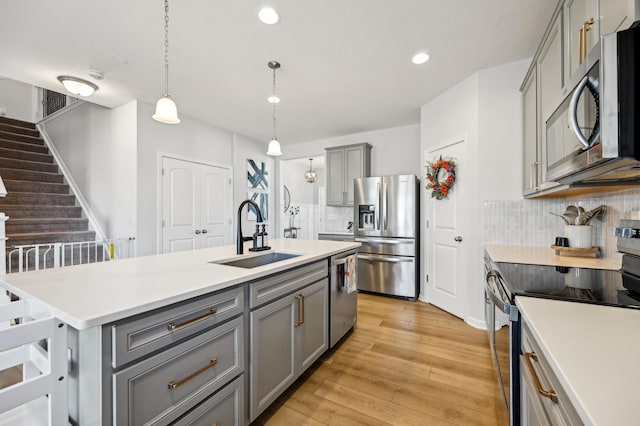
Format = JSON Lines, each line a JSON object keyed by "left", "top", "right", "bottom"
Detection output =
{"left": 114, "top": 317, "right": 244, "bottom": 426}
{"left": 112, "top": 286, "right": 244, "bottom": 368}
{"left": 169, "top": 375, "right": 244, "bottom": 426}
{"left": 250, "top": 292, "right": 297, "bottom": 420}
{"left": 249, "top": 260, "right": 327, "bottom": 309}
{"left": 249, "top": 279, "right": 328, "bottom": 421}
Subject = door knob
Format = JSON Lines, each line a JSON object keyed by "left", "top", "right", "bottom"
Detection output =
{"left": 454, "top": 236, "right": 463, "bottom": 242}
{"left": 195, "top": 230, "right": 201, "bottom": 235}
{"left": 201, "top": 229, "right": 208, "bottom": 234}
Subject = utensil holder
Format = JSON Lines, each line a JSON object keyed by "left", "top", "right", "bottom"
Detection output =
{"left": 564, "top": 225, "right": 592, "bottom": 248}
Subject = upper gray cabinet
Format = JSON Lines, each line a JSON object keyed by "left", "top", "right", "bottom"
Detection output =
{"left": 520, "top": 0, "right": 638, "bottom": 198}
{"left": 325, "top": 143, "right": 372, "bottom": 206}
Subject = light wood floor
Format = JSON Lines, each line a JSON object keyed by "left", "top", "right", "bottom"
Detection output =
{"left": 254, "top": 293, "right": 509, "bottom": 426}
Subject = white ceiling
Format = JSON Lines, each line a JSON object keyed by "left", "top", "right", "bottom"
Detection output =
{"left": 0, "top": 0, "right": 555, "bottom": 145}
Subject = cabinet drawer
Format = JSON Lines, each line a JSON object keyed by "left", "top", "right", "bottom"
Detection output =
{"left": 170, "top": 375, "right": 244, "bottom": 426}
{"left": 249, "top": 260, "right": 327, "bottom": 309}
{"left": 114, "top": 317, "right": 244, "bottom": 426}
{"left": 521, "top": 323, "right": 582, "bottom": 425}
{"left": 111, "top": 286, "right": 244, "bottom": 367}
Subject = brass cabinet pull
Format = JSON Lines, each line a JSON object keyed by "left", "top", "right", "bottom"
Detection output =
{"left": 294, "top": 295, "right": 301, "bottom": 327}
{"left": 167, "top": 307, "right": 218, "bottom": 331}
{"left": 168, "top": 357, "right": 218, "bottom": 389}
{"left": 525, "top": 352, "right": 558, "bottom": 402}
{"left": 578, "top": 27, "right": 584, "bottom": 65}
{"left": 579, "top": 18, "right": 595, "bottom": 64}
{"left": 300, "top": 293, "right": 305, "bottom": 325}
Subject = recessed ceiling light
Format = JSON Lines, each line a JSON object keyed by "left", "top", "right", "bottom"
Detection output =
{"left": 412, "top": 52, "right": 430, "bottom": 65}
{"left": 268, "top": 95, "right": 280, "bottom": 104}
{"left": 258, "top": 7, "right": 279, "bottom": 24}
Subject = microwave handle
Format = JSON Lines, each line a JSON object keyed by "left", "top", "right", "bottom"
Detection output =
{"left": 569, "top": 75, "right": 601, "bottom": 149}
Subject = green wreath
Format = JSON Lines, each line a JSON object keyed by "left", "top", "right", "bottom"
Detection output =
{"left": 425, "top": 156, "right": 457, "bottom": 200}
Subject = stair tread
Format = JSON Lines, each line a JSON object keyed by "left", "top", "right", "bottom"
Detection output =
{"left": 9, "top": 217, "right": 87, "bottom": 223}
{"left": 0, "top": 117, "right": 37, "bottom": 129}
{"left": 0, "top": 146, "right": 53, "bottom": 162}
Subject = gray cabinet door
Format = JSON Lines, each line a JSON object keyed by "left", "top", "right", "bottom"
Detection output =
{"left": 249, "top": 294, "right": 296, "bottom": 421}
{"left": 345, "top": 146, "right": 364, "bottom": 206}
{"left": 297, "top": 279, "right": 328, "bottom": 372}
{"left": 326, "top": 148, "right": 346, "bottom": 205}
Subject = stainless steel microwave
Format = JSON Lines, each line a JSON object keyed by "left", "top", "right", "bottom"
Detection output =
{"left": 546, "top": 22, "right": 640, "bottom": 185}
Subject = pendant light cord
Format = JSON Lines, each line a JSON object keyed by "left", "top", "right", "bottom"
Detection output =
{"left": 163, "top": 0, "right": 170, "bottom": 97}
{"left": 272, "top": 65, "right": 277, "bottom": 140}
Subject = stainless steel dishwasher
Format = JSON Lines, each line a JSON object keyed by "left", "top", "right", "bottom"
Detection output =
{"left": 329, "top": 249, "right": 358, "bottom": 347}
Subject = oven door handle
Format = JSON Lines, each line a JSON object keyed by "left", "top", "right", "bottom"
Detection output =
{"left": 484, "top": 270, "right": 508, "bottom": 313}
{"left": 569, "top": 74, "right": 600, "bottom": 149}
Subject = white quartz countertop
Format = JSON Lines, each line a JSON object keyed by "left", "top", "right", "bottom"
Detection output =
{"left": 484, "top": 243, "right": 621, "bottom": 270}
{"left": 517, "top": 297, "right": 640, "bottom": 425}
{"left": 0, "top": 239, "right": 359, "bottom": 330}
{"left": 317, "top": 231, "right": 353, "bottom": 236}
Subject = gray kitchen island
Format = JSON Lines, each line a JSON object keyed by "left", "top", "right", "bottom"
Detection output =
{"left": 0, "top": 238, "right": 359, "bottom": 425}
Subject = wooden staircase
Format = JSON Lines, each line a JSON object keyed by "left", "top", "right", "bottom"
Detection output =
{"left": 0, "top": 116, "right": 95, "bottom": 250}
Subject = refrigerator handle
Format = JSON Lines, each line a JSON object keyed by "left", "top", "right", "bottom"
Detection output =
{"left": 376, "top": 182, "right": 381, "bottom": 230}
{"left": 383, "top": 181, "right": 388, "bottom": 230}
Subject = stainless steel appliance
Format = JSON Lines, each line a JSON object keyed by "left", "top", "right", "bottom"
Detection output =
{"left": 484, "top": 223, "right": 640, "bottom": 425}
{"left": 354, "top": 174, "right": 419, "bottom": 300}
{"left": 329, "top": 249, "right": 358, "bottom": 347}
{"left": 546, "top": 22, "right": 640, "bottom": 185}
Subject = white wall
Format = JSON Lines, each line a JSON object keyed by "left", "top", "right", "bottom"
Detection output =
{"left": 136, "top": 101, "right": 234, "bottom": 256}
{"left": 281, "top": 124, "right": 421, "bottom": 177}
{"left": 0, "top": 78, "right": 35, "bottom": 122}
{"left": 42, "top": 101, "right": 137, "bottom": 244}
{"left": 420, "top": 59, "right": 528, "bottom": 328}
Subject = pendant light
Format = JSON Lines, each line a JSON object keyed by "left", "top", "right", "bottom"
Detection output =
{"left": 305, "top": 158, "right": 317, "bottom": 183}
{"left": 152, "top": 0, "right": 181, "bottom": 124}
{"left": 266, "top": 61, "right": 283, "bottom": 156}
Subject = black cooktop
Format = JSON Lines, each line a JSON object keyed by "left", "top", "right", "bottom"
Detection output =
{"left": 494, "top": 262, "right": 640, "bottom": 309}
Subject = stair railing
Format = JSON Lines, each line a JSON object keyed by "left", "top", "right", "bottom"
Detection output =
{"left": 7, "top": 237, "right": 136, "bottom": 274}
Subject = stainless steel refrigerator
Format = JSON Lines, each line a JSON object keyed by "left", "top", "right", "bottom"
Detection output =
{"left": 354, "top": 174, "right": 419, "bottom": 300}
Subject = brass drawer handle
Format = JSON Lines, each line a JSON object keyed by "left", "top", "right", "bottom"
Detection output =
{"left": 167, "top": 307, "right": 217, "bottom": 331}
{"left": 300, "top": 293, "right": 305, "bottom": 325}
{"left": 168, "top": 357, "right": 218, "bottom": 389}
{"left": 525, "top": 351, "right": 558, "bottom": 403}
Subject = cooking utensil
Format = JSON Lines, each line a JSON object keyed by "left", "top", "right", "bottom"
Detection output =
{"left": 563, "top": 205, "right": 579, "bottom": 225}
{"left": 582, "top": 205, "right": 606, "bottom": 225}
{"left": 549, "top": 211, "right": 571, "bottom": 225}
{"left": 577, "top": 206, "right": 587, "bottom": 225}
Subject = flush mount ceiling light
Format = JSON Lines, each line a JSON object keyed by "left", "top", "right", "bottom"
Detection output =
{"left": 258, "top": 7, "right": 279, "bottom": 24}
{"left": 412, "top": 52, "right": 431, "bottom": 65}
{"left": 305, "top": 158, "right": 317, "bottom": 183}
{"left": 266, "top": 61, "right": 283, "bottom": 156}
{"left": 57, "top": 76, "right": 99, "bottom": 97}
{"left": 152, "top": 0, "right": 181, "bottom": 124}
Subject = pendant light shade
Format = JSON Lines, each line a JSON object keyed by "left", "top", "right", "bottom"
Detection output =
{"left": 153, "top": 96, "right": 181, "bottom": 124}
{"left": 267, "top": 61, "right": 283, "bottom": 156}
{"left": 267, "top": 138, "right": 283, "bottom": 156}
{"left": 305, "top": 158, "right": 317, "bottom": 183}
{"left": 153, "top": 0, "right": 180, "bottom": 124}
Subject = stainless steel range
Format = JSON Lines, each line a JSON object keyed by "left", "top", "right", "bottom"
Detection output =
{"left": 484, "top": 219, "right": 640, "bottom": 425}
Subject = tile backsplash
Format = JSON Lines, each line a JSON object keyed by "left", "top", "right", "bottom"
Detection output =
{"left": 484, "top": 187, "right": 640, "bottom": 261}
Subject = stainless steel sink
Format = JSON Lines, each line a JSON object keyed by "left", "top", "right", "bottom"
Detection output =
{"left": 215, "top": 252, "right": 301, "bottom": 269}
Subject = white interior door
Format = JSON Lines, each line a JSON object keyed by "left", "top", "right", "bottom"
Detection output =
{"left": 425, "top": 137, "right": 468, "bottom": 319}
{"left": 162, "top": 156, "right": 232, "bottom": 253}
